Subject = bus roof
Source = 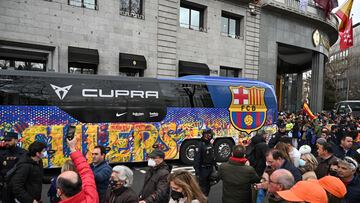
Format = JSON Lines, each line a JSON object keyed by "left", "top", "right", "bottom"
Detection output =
{"left": 0, "top": 70, "right": 273, "bottom": 89}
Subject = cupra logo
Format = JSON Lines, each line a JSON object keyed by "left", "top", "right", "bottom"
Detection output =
{"left": 50, "top": 84, "right": 73, "bottom": 100}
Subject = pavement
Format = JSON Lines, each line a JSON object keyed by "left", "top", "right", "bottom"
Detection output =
{"left": 41, "top": 161, "right": 222, "bottom": 202}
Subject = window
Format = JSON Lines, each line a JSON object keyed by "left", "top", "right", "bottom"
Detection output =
{"left": 0, "top": 60, "right": 46, "bottom": 71}
{"left": 221, "top": 12, "right": 241, "bottom": 38}
{"left": 69, "top": 0, "right": 96, "bottom": 10}
{"left": 68, "top": 46, "right": 99, "bottom": 75}
{"left": 160, "top": 82, "right": 214, "bottom": 108}
{"left": 69, "top": 67, "right": 95, "bottom": 74}
{"left": 0, "top": 41, "right": 53, "bottom": 72}
{"left": 120, "top": 0, "right": 143, "bottom": 18}
{"left": 179, "top": 2, "right": 205, "bottom": 31}
{"left": 220, "top": 66, "right": 241, "bottom": 78}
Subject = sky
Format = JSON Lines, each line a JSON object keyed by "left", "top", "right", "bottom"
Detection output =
{"left": 334, "top": 0, "right": 360, "bottom": 24}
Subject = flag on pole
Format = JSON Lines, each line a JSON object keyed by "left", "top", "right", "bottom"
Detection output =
{"left": 314, "top": 0, "right": 338, "bottom": 17}
{"left": 303, "top": 103, "right": 317, "bottom": 120}
{"left": 340, "top": 17, "right": 353, "bottom": 50}
{"left": 336, "top": 0, "right": 354, "bottom": 32}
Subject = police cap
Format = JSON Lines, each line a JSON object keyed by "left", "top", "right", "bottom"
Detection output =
{"left": 148, "top": 149, "right": 165, "bottom": 159}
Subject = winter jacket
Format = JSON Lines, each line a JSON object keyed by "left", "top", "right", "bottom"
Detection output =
{"left": 59, "top": 151, "right": 99, "bottom": 203}
{"left": 91, "top": 160, "right": 112, "bottom": 203}
{"left": 104, "top": 186, "right": 138, "bottom": 203}
{"left": 333, "top": 145, "right": 359, "bottom": 159}
{"left": 10, "top": 154, "right": 43, "bottom": 203}
{"left": 139, "top": 161, "right": 170, "bottom": 203}
{"left": 168, "top": 197, "right": 200, "bottom": 203}
{"left": 247, "top": 135, "right": 269, "bottom": 176}
{"left": 343, "top": 174, "right": 360, "bottom": 203}
{"left": 218, "top": 157, "right": 260, "bottom": 203}
{"left": 315, "top": 155, "right": 338, "bottom": 179}
{"left": 280, "top": 159, "right": 302, "bottom": 182}
{"left": 268, "top": 131, "right": 286, "bottom": 148}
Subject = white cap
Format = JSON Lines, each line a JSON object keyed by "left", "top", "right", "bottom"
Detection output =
{"left": 299, "top": 145, "right": 312, "bottom": 155}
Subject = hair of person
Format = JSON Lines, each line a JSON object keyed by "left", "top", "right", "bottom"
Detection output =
{"left": 94, "top": 145, "right": 106, "bottom": 155}
{"left": 266, "top": 149, "right": 286, "bottom": 160}
{"left": 56, "top": 174, "right": 82, "bottom": 197}
{"left": 168, "top": 170, "right": 207, "bottom": 203}
{"left": 273, "top": 169, "right": 295, "bottom": 190}
{"left": 318, "top": 142, "right": 334, "bottom": 154}
{"left": 338, "top": 156, "right": 358, "bottom": 171}
{"left": 232, "top": 145, "right": 246, "bottom": 158}
{"left": 341, "top": 133, "right": 355, "bottom": 140}
{"left": 274, "top": 143, "right": 291, "bottom": 161}
{"left": 299, "top": 153, "right": 318, "bottom": 173}
{"left": 61, "top": 160, "right": 77, "bottom": 173}
{"left": 279, "top": 136, "right": 292, "bottom": 145}
{"left": 28, "top": 141, "right": 46, "bottom": 157}
{"left": 112, "top": 165, "right": 134, "bottom": 187}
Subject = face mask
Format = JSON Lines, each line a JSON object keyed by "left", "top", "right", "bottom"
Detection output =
{"left": 170, "top": 189, "right": 184, "bottom": 200}
{"left": 299, "top": 159, "right": 306, "bottom": 167}
{"left": 42, "top": 151, "right": 48, "bottom": 158}
{"left": 329, "top": 170, "right": 338, "bottom": 176}
{"left": 110, "top": 179, "right": 121, "bottom": 189}
{"left": 148, "top": 158, "right": 156, "bottom": 167}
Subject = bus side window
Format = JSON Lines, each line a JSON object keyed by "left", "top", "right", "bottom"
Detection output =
{"left": 160, "top": 82, "right": 191, "bottom": 107}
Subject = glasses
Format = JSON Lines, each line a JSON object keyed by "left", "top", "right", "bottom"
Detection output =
{"left": 269, "top": 179, "right": 280, "bottom": 185}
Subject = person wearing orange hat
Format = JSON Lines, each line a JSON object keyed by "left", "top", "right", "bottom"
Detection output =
{"left": 277, "top": 180, "right": 328, "bottom": 203}
{"left": 318, "top": 176, "right": 347, "bottom": 203}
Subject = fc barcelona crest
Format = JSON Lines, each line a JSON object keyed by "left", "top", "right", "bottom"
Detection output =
{"left": 229, "top": 86, "right": 267, "bottom": 134}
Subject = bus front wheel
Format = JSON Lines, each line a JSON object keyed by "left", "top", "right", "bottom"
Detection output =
{"left": 214, "top": 138, "right": 234, "bottom": 162}
{"left": 180, "top": 140, "right": 199, "bottom": 165}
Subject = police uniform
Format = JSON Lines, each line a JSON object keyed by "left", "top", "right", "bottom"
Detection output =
{"left": 193, "top": 129, "right": 216, "bottom": 196}
{"left": 0, "top": 132, "right": 27, "bottom": 202}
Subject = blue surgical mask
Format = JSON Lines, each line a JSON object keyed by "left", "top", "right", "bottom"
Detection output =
{"left": 42, "top": 151, "right": 48, "bottom": 158}
{"left": 299, "top": 159, "right": 306, "bottom": 167}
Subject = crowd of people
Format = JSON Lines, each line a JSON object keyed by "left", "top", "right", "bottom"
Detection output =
{"left": 0, "top": 111, "right": 359, "bottom": 203}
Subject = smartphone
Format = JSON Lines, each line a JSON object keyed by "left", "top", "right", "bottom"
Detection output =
{"left": 66, "top": 126, "right": 76, "bottom": 141}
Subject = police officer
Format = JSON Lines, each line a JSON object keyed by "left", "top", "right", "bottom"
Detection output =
{"left": 194, "top": 128, "right": 216, "bottom": 196}
{"left": 0, "top": 132, "right": 27, "bottom": 202}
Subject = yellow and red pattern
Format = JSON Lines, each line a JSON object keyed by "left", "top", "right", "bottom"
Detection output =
{"left": 303, "top": 102, "right": 317, "bottom": 120}
{"left": 248, "top": 88, "right": 265, "bottom": 105}
{"left": 229, "top": 86, "right": 267, "bottom": 134}
{"left": 336, "top": 0, "right": 354, "bottom": 32}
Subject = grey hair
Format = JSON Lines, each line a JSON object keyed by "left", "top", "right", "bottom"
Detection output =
{"left": 339, "top": 156, "right": 358, "bottom": 170}
{"left": 112, "top": 165, "right": 134, "bottom": 187}
{"left": 273, "top": 169, "right": 295, "bottom": 190}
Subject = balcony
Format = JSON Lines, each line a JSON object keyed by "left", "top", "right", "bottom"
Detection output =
{"left": 260, "top": 0, "right": 339, "bottom": 45}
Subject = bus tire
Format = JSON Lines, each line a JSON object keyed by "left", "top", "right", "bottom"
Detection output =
{"left": 214, "top": 138, "right": 234, "bottom": 162}
{"left": 180, "top": 139, "right": 199, "bottom": 165}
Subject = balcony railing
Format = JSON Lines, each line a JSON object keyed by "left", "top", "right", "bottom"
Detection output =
{"left": 261, "top": 0, "right": 338, "bottom": 30}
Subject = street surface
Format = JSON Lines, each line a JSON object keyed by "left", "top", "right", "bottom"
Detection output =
{"left": 41, "top": 161, "right": 222, "bottom": 202}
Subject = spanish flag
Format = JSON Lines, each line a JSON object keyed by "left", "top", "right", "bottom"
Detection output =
{"left": 303, "top": 103, "right": 317, "bottom": 120}
{"left": 336, "top": 0, "right": 354, "bottom": 32}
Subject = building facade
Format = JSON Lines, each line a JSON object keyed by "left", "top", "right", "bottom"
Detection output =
{"left": 0, "top": 0, "right": 338, "bottom": 112}
{"left": 327, "top": 23, "right": 360, "bottom": 101}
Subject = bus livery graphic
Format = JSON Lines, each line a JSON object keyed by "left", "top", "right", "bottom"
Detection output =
{"left": 229, "top": 86, "right": 267, "bottom": 134}
{"left": 0, "top": 72, "right": 278, "bottom": 168}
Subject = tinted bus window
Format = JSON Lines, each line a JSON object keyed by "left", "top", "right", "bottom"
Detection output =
{"left": 160, "top": 82, "right": 213, "bottom": 108}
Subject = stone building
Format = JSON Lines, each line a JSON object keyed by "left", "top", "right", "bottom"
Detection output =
{"left": 327, "top": 23, "right": 360, "bottom": 101}
{"left": 0, "top": 0, "right": 338, "bottom": 112}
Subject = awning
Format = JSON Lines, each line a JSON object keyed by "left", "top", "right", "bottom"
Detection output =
{"left": 178, "top": 60, "right": 210, "bottom": 76}
{"left": 119, "top": 53, "right": 147, "bottom": 71}
{"left": 0, "top": 48, "right": 48, "bottom": 63}
{"left": 68, "top": 46, "right": 99, "bottom": 65}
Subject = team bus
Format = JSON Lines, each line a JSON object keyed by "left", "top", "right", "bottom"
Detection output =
{"left": 0, "top": 70, "right": 277, "bottom": 168}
